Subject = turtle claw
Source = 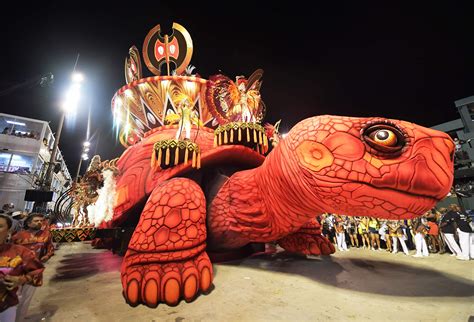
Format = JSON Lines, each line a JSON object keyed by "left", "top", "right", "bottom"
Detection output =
{"left": 121, "top": 178, "right": 213, "bottom": 307}
{"left": 122, "top": 251, "right": 213, "bottom": 307}
{"left": 277, "top": 232, "right": 335, "bottom": 256}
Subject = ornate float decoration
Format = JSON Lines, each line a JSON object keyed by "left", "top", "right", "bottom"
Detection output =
{"left": 98, "top": 21, "right": 455, "bottom": 310}
{"left": 112, "top": 22, "right": 268, "bottom": 171}
{"left": 50, "top": 157, "right": 119, "bottom": 242}
{"left": 206, "top": 69, "right": 267, "bottom": 153}
{"left": 50, "top": 227, "right": 97, "bottom": 243}
{"left": 142, "top": 22, "right": 193, "bottom": 76}
{"left": 125, "top": 45, "right": 142, "bottom": 84}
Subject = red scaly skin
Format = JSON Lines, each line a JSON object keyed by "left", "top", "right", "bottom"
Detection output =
{"left": 121, "top": 178, "right": 212, "bottom": 307}
{"left": 104, "top": 124, "right": 263, "bottom": 229}
{"left": 277, "top": 218, "right": 336, "bottom": 255}
{"left": 115, "top": 126, "right": 264, "bottom": 308}
{"left": 104, "top": 125, "right": 217, "bottom": 229}
{"left": 113, "top": 115, "right": 453, "bottom": 307}
{"left": 208, "top": 115, "right": 454, "bottom": 251}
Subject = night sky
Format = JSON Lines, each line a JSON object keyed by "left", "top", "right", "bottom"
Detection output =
{"left": 0, "top": 3, "right": 472, "bottom": 174}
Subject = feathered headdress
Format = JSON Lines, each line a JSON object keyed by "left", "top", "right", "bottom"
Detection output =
{"left": 264, "top": 119, "right": 281, "bottom": 139}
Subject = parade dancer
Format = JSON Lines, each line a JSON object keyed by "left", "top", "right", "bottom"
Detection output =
{"left": 347, "top": 216, "right": 359, "bottom": 248}
{"left": 358, "top": 217, "right": 370, "bottom": 249}
{"left": 175, "top": 98, "right": 193, "bottom": 140}
{"left": 379, "top": 220, "right": 391, "bottom": 252}
{"left": 168, "top": 94, "right": 201, "bottom": 141}
{"left": 0, "top": 215, "right": 43, "bottom": 322}
{"left": 451, "top": 205, "right": 473, "bottom": 260}
{"left": 439, "top": 204, "right": 462, "bottom": 257}
{"left": 388, "top": 220, "right": 410, "bottom": 255}
{"left": 335, "top": 216, "right": 348, "bottom": 251}
{"left": 233, "top": 77, "right": 255, "bottom": 123}
{"left": 12, "top": 213, "right": 53, "bottom": 321}
{"left": 412, "top": 218, "right": 429, "bottom": 257}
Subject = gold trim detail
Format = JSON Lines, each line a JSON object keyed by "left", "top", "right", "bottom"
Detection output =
{"left": 152, "top": 139, "right": 201, "bottom": 170}
{"left": 214, "top": 122, "right": 268, "bottom": 155}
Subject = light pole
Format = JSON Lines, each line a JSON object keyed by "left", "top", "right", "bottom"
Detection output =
{"left": 75, "top": 141, "right": 90, "bottom": 182}
{"left": 43, "top": 72, "right": 84, "bottom": 190}
{"left": 75, "top": 104, "right": 91, "bottom": 182}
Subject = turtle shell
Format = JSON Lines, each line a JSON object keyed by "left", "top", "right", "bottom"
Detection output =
{"left": 105, "top": 125, "right": 265, "bottom": 228}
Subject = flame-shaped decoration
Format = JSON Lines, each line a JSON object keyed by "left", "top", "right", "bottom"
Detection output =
{"left": 124, "top": 46, "right": 142, "bottom": 84}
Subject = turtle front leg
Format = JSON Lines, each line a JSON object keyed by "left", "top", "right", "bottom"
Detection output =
{"left": 277, "top": 218, "right": 335, "bottom": 255}
{"left": 121, "top": 178, "right": 213, "bottom": 307}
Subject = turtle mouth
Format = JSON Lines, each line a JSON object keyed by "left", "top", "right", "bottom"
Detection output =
{"left": 359, "top": 181, "right": 441, "bottom": 203}
{"left": 332, "top": 181, "right": 439, "bottom": 219}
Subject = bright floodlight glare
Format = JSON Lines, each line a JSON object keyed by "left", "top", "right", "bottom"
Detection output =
{"left": 84, "top": 147, "right": 90, "bottom": 152}
{"left": 114, "top": 97, "right": 123, "bottom": 109}
{"left": 124, "top": 122, "right": 131, "bottom": 136}
{"left": 281, "top": 133, "right": 288, "bottom": 138}
{"left": 81, "top": 153, "right": 89, "bottom": 160}
{"left": 72, "top": 72, "right": 84, "bottom": 83}
{"left": 83, "top": 141, "right": 90, "bottom": 147}
{"left": 62, "top": 83, "right": 81, "bottom": 113}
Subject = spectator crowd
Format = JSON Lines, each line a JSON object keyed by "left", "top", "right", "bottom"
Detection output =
{"left": 1, "top": 127, "right": 39, "bottom": 140}
{"left": 319, "top": 204, "right": 474, "bottom": 261}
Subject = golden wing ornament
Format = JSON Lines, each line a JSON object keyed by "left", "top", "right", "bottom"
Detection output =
{"left": 206, "top": 74, "right": 240, "bottom": 124}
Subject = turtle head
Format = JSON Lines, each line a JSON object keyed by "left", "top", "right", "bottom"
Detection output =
{"left": 279, "top": 115, "right": 454, "bottom": 219}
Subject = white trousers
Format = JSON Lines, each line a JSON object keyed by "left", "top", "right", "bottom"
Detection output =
{"left": 336, "top": 232, "right": 347, "bottom": 251}
{"left": 471, "top": 233, "right": 474, "bottom": 259}
{"left": 392, "top": 236, "right": 409, "bottom": 255}
{"left": 414, "top": 233, "right": 429, "bottom": 256}
{"left": 241, "top": 105, "right": 253, "bottom": 123}
{"left": 457, "top": 229, "right": 473, "bottom": 259}
{"left": 176, "top": 120, "right": 191, "bottom": 140}
{"left": 0, "top": 306, "right": 16, "bottom": 322}
{"left": 16, "top": 284, "right": 36, "bottom": 322}
{"left": 443, "top": 233, "right": 462, "bottom": 256}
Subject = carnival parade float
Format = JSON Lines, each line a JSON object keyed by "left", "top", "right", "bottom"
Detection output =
{"left": 65, "top": 22, "right": 454, "bottom": 308}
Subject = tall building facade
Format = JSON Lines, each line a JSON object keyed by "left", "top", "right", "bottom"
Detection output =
{"left": 431, "top": 95, "right": 474, "bottom": 210}
{"left": 0, "top": 113, "right": 72, "bottom": 212}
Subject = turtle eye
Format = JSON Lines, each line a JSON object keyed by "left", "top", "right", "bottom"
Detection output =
{"left": 363, "top": 123, "right": 405, "bottom": 153}
{"left": 370, "top": 129, "right": 397, "bottom": 147}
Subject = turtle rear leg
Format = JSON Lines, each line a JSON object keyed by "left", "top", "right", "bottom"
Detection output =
{"left": 277, "top": 218, "right": 335, "bottom": 255}
{"left": 121, "top": 178, "right": 213, "bottom": 307}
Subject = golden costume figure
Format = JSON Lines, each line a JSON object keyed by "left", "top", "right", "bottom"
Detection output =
{"left": 206, "top": 70, "right": 265, "bottom": 125}
{"left": 233, "top": 78, "right": 254, "bottom": 123}
{"left": 165, "top": 94, "right": 201, "bottom": 140}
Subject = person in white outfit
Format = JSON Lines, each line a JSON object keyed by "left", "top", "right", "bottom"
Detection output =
{"left": 388, "top": 220, "right": 410, "bottom": 255}
{"left": 439, "top": 204, "right": 463, "bottom": 257}
{"left": 378, "top": 220, "right": 391, "bottom": 252}
{"left": 335, "top": 216, "right": 348, "bottom": 251}
{"left": 412, "top": 218, "right": 429, "bottom": 257}
{"left": 452, "top": 206, "right": 473, "bottom": 260}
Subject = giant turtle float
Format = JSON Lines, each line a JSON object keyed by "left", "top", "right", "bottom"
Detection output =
{"left": 94, "top": 22, "right": 454, "bottom": 308}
